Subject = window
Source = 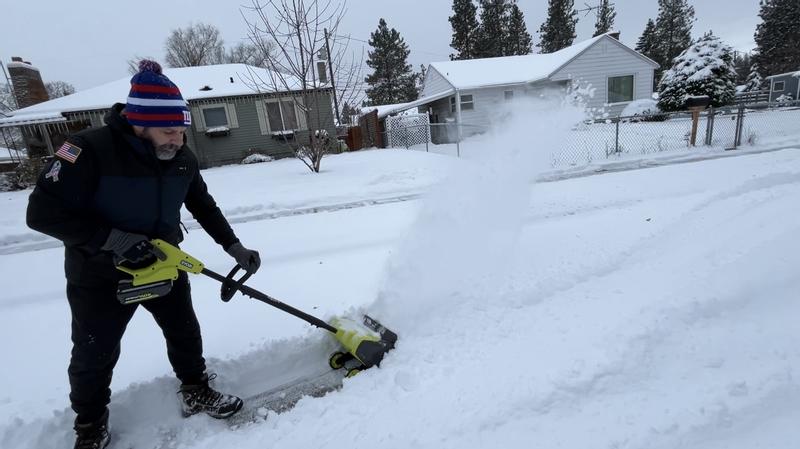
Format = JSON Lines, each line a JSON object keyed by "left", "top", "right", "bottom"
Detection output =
{"left": 450, "top": 94, "right": 475, "bottom": 112}
{"left": 194, "top": 103, "right": 238, "bottom": 132}
{"left": 261, "top": 98, "right": 304, "bottom": 133}
{"left": 504, "top": 90, "right": 514, "bottom": 101}
{"left": 201, "top": 106, "right": 228, "bottom": 128}
{"left": 774, "top": 81, "right": 785, "bottom": 92}
{"left": 460, "top": 94, "right": 474, "bottom": 110}
{"left": 608, "top": 75, "right": 634, "bottom": 103}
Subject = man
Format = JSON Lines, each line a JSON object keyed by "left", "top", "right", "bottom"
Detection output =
{"left": 26, "top": 60, "right": 260, "bottom": 449}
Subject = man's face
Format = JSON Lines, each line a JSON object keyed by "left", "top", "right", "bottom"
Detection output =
{"left": 134, "top": 126, "right": 186, "bottom": 160}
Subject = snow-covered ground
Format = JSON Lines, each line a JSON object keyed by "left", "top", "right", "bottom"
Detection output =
{"left": 1, "top": 100, "right": 799, "bottom": 449}
{"left": 410, "top": 106, "right": 800, "bottom": 168}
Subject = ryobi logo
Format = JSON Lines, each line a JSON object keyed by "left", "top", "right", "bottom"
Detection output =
{"left": 180, "top": 260, "right": 194, "bottom": 269}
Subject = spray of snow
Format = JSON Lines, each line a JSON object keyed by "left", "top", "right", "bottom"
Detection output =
{"left": 372, "top": 97, "right": 586, "bottom": 331}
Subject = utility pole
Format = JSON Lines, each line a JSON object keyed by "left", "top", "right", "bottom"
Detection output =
{"left": 324, "top": 28, "right": 341, "bottom": 124}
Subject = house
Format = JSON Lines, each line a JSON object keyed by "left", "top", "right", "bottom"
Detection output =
{"left": 395, "top": 33, "right": 658, "bottom": 143}
{"left": 764, "top": 71, "right": 800, "bottom": 103}
{"left": 0, "top": 62, "right": 335, "bottom": 168}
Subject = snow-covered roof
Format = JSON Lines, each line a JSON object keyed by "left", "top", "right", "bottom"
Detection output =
{"left": 362, "top": 89, "right": 455, "bottom": 119}
{"left": 765, "top": 70, "right": 800, "bottom": 79}
{"left": 0, "top": 64, "right": 306, "bottom": 127}
{"left": 428, "top": 34, "right": 656, "bottom": 90}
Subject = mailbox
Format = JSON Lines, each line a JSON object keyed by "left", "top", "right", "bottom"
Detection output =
{"left": 685, "top": 95, "right": 711, "bottom": 109}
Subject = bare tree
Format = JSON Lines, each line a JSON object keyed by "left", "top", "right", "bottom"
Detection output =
{"left": 165, "top": 22, "right": 226, "bottom": 67}
{"left": 45, "top": 81, "right": 76, "bottom": 99}
{"left": 127, "top": 55, "right": 157, "bottom": 75}
{"left": 240, "top": 0, "right": 363, "bottom": 172}
{"left": 225, "top": 41, "right": 275, "bottom": 67}
{"left": 0, "top": 83, "right": 16, "bottom": 113}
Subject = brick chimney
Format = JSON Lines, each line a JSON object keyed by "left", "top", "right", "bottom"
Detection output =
{"left": 7, "top": 57, "right": 50, "bottom": 109}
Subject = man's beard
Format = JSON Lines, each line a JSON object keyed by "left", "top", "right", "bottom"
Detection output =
{"left": 155, "top": 143, "right": 180, "bottom": 160}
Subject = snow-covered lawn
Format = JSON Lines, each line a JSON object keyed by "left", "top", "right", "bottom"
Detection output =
{"left": 1, "top": 102, "right": 799, "bottom": 448}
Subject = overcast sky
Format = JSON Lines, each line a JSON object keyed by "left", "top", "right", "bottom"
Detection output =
{"left": 3, "top": 0, "right": 761, "bottom": 91}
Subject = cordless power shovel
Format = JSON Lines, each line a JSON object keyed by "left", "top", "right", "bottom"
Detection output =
{"left": 115, "top": 239, "right": 397, "bottom": 376}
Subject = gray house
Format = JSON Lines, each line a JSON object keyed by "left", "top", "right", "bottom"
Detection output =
{"left": 386, "top": 33, "right": 657, "bottom": 142}
{"left": 765, "top": 71, "right": 800, "bottom": 103}
{"left": 0, "top": 63, "right": 335, "bottom": 167}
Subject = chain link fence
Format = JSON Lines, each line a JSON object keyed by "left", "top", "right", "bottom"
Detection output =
{"left": 382, "top": 101, "right": 800, "bottom": 167}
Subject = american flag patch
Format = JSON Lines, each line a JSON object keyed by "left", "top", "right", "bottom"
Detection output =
{"left": 56, "top": 142, "right": 82, "bottom": 163}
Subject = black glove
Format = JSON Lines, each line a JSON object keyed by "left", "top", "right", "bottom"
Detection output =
{"left": 226, "top": 242, "right": 261, "bottom": 274}
{"left": 102, "top": 229, "right": 166, "bottom": 263}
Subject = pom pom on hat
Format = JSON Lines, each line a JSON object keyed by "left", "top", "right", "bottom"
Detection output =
{"left": 126, "top": 60, "right": 191, "bottom": 128}
{"left": 137, "top": 59, "right": 163, "bottom": 75}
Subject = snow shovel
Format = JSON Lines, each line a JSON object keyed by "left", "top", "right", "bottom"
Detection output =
{"left": 116, "top": 239, "right": 397, "bottom": 376}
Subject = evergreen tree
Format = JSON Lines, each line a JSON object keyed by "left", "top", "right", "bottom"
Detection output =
{"left": 341, "top": 102, "right": 358, "bottom": 125}
{"left": 505, "top": 2, "right": 533, "bottom": 55}
{"left": 364, "top": 18, "right": 419, "bottom": 105}
{"left": 651, "top": 0, "right": 695, "bottom": 87}
{"left": 657, "top": 33, "right": 737, "bottom": 111}
{"left": 753, "top": 0, "right": 800, "bottom": 76}
{"left": 742, "top": 64, "right": 764, "bottom": 92}
{"left": 732, "top": 52, "right": 752, "bottom": 85}
{"left": 537, "top": 0, "right": 578, "bottom": 53}
{"left": 636, "top": 19, "right": 657, "bottom": 58}
{"left": 593, "top": 0, "right": 617, "bottom": 37}
{"left": 449, "top": 0, "right": 480, "bottom": 60}
{"left": 474, "top": 0, "right": 509, "bottom": 58}
{"left": 417, "top": 64, "right": 428, "bottom": 95}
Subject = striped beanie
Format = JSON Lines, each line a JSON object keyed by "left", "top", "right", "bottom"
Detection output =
{"left": 125, "top": 60, "right": 191, "bottom": 127}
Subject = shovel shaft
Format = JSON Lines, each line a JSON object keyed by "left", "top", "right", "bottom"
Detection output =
{"left": 201, "top": 268, "right": 338, "bottom": 333}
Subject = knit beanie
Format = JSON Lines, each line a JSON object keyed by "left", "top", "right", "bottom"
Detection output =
{"left": 125, "top": 60, "right": 191, "bottom": 127}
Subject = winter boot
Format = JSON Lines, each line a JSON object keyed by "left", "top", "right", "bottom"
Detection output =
{"left": 178, "top": 373, "right": 243, "bottom": 419}
{"left": 73, "top": 409, "right": 110, "bottom": 449}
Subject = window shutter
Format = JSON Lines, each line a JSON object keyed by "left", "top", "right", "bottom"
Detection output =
{"left": 226, "top": 103, "right": 239, "bottom": 128}
{"left": 255, "top": 101, "right": 269, "bottom": 135}
{"left": 191, "top": 107, "right": 205, "bottom": 132}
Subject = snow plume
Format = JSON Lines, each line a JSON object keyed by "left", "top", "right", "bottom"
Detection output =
{"left": 373, "top": 97, "right": 586, "bottom": 330}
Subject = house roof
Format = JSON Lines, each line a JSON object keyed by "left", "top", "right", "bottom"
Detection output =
{"left": 0, "top": 64, "right": 306, "bottom": 127}
{"left": 361, "top": 89, "right": 455, "bottom": 119}
{"left": 765, "top": 70, "right": 800, "bottom": 80}
{"left": 427, "top": 33, "right": 658, "bottom": 91}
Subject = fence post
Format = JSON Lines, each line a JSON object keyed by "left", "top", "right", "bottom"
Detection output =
{"left": 614, "top": 118, "right": 620, "bottom": 155}
{"left": 704, "top": 108, "right": 715, "bottom": 146}
{"left": 733, "top": 105, "right": 745, "bottom": 148}
{"left": 456, "top": 125, "right": 461, "bottom": 158}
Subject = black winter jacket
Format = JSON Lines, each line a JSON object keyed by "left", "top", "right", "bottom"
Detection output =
{"left": 26, "top": 103, "right": 238, "bottom": 284}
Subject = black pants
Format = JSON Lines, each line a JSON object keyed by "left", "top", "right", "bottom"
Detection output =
{"left": 66, "top": 273, "right": 206, "bottom": 423}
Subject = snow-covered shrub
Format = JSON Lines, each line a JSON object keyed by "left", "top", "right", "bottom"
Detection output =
{"left": 775, "top": 93, "right": 794, "bottom": 104}
{"left": 6, "top": 157, "right": 47, "bottom": 190}
{"left": 742, "top": 64, "right": 763, "bottom": 92}
{"left": 620, "top": 98, "right": 666, "bottom": 121}
{"left": 657, "top": 33, "right": 737, "bottom": 111}
{"left": 241, "top": 153, "right": 274, "bottom": 164}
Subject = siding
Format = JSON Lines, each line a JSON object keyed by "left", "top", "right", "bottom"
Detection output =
{"left": 550, "top": 37, "right": 656, "bottom": 117}
{"left": 421, "top": 66, "right": 454, "bottom": 98}
{"left": 188, "top": 90, "right": 336, "bottom": 168}
{"left": 458, "top": 85, "right": 521, "bottom": 130}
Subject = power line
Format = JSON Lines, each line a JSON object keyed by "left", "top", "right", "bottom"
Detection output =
{"left": 330, "top": 33, "right": 450, "bottom": 60}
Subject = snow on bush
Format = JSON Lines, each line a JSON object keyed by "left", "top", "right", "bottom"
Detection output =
{"left": 657, "top": 33, "right": 737, "bottom": 111}
{"left": 621, "top": 99, "right": 660, "bottom": 118}
{"left": 742, "top": 64, "right": 764, "bottom": 93}
{"left": 775, "top": 93, "right": 794, "bottom": 104}
{"left": 241, "top": 153, "right": 274, "bottom": 164}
